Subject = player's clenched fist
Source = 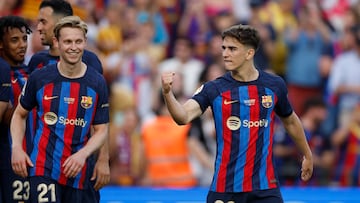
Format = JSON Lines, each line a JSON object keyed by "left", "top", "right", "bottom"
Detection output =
{"left": 161, "top": 72, "right": 175, "bottom": 94}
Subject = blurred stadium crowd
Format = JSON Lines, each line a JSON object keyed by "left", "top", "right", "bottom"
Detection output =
{"left": 3, "top": 0, "right": 360, "bottom": 188}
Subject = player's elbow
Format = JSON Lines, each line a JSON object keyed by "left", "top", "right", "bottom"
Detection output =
{"left": 173, "top": 118, "right": 188, "bottom": 125}
{"left": 172, "top": 113, "right": 192, "bottom": 125}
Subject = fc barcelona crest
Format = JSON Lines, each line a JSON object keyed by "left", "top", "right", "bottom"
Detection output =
{"left": 81, "top": 96, "right": 93, "bottom": 109}
{"left": 261, "top": 95, "right": 273, "bottom": 108}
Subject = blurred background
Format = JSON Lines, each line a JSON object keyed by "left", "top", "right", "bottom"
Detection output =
{"left": 4, "top": 0, "right": 360, "bottom": 202}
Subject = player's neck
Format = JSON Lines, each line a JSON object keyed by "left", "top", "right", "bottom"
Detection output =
{"left": 49, "top": 46, "right": 60, "bottom": 57}
{"left": 57, "top": 61, "right": 87, "bottom": 79}
{"left": 231, "top": 66, "right": 259, "bottom": 82}
{"left": 2, "top": 58, "right": 22, "bottom": 67}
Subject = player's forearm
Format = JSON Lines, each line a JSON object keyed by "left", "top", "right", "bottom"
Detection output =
{"left": 281, "top": 113, "right": 313, "bottom": 159}
{"left": 79, "top": 123, "right": 109, "bottom": 158}
{"left": 97, "top": 134, "right": 110, "bottom": 161}
{"left": 10, "top": 109, "right": 26, "bottom": 148}
{"left": 163, "top": 91, "right": 189, "bottom": 125}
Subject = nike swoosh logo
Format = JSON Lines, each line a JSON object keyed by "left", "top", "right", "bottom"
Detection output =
{"left": 224, "top": 99, "right": 238, "bottom": 105}
{"left": 11, "top": 79, "right": 18, "bottom": 83}
{"left": 44, "top": 95, "right": 58, "bottom": 100}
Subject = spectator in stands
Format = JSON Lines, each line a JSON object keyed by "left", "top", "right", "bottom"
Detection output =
{"left": 103, "top": 21, "right": 157, "bottom": 123}
{"left": 203, "top": 33, "right": 223, "bottom": 67}
{"left": 133, "top": 0, "right": 169, "bottom": 46}
{"left": 254, "top": 0, "right": 298, "bottom": 78}
{"left": 332, "top": 103, "right": 360, "bottom": 186}
{"left": 327, "top": 24, "right": 360, "bottom": 128}
{"left": 320, "top": 2, "right": 360, "bottom": 137}
{"left": 285, "top": 2, "right": 332, "bottom": 116}
{"left": 158, "top": 36, "right": 204, "bottom": 98}
{"left": 96, "top": 1, "right": 124, "bottom": 58}
{"left": 0, "top": 0, "right": 22, "bottom": 16}
{"left": 248, "top": 1, "right": 276, "bottom": 72}
{"left": 177, "top": 0, "right": 210, "bottom": 59}
{"left": 203, "top": 0, "right": 233, "bottom": 18}
{"left": 109, "top": 84, "right": 144, "bottom": 186}
{"left": 141, "top": 73, "right": 197, "bottom": 187}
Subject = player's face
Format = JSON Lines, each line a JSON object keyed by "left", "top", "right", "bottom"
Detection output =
{"left": 37, "top": 7, "right": 58, "bottom": 46}
{"left": 222, "top": 36, "right": 253, "bottom": 71}
{"left": 54, "top": 27, "right": 86, "bottom": 66}
{"left": 0, "top": 27, "right": 28, "bottom": 66}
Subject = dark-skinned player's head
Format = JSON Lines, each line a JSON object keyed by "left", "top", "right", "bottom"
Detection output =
{"left": 0, "top": 16, "right": 32, "bottom": 66}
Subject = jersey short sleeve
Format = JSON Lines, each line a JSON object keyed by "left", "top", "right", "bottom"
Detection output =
{"left": 272, "top": 75, "right": 293, "bottom": 117}
{"left": 92, "top": 75, "right": 109, "bottom": 125}
{"left": 19, "top": 70, "right": 38, "bottom": 111}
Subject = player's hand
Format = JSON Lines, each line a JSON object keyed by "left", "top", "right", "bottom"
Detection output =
{"left": 301, "top": 156, "right": 313, "bottom": 181}
{"left": 63, "top": 151, "right": 87, "bottom": 178}
{"left": 11, "top": 146, "right": 33, "bottom": 178}
{"left": 161, "top": 72, "right": 175, "bottom": 94}
{"left": 91, "top": 159, "right": 110, "bottom": 190}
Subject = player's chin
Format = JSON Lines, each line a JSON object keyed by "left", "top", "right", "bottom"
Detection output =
{"left": 17, "top": 54, "right": 25, "bottom": 61}
{"left": 65, "top": 56, "right": 81, "bottom": 64}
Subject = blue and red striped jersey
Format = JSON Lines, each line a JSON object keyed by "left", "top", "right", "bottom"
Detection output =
{"left": 9, "top": 65, "right": 28, "bottom": 106}
{"left": 20, "top": 63, "right": 109, "bottom": 189}
{"left": 192, "top": 71, "right": 293, "bottom": 192}
{"left": 28, "top": 49, "right": 103, "bottom": 74}
{"left": 10, "top": 65, "right": 34, "bottom": 153}
{"left": 0, "top": 63, "right": 33, "bottom": 170}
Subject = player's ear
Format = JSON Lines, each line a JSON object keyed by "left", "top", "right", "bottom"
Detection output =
{"left": 246, "top": 48, "right": 255, "bottom": 60}
{"left": 52, "top": 36, "right": 59, "bottom": 49}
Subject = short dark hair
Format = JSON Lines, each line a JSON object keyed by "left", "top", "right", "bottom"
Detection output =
{"left": 39, "top": 0, "right": 73, "bottom": 17}
{"left": 221, "top": 24, "right": 260, "bottom": 50}
{"left": 0, "top": 16, "right": 32, "bottom": 41}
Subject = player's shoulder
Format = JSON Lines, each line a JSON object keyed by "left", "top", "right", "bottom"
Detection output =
{"left": 0, "top": 57, "right": 10, "bottom": 71}
{"left": 259, "top": 70, "right": 285, "bottom": 84}
{"left": 84, "top": 49, "right": 96, "bottom": 56}
{"left": 30, "top": 63, "right": 57, "bottom": 78}
{"left": 28, "top": 50, "right": 52, "bottom": 67}
{"left": 257, "top": 70, "right": 288, "bottom": 96}
{"left": 84, "top": 64, "right": 106, "bottom": 82}
{"left": 30, "top": 50, "right": 50, "bottom": 59}
{"left": 83, "top": 49, "right": 97, "bottom": 57}
{"left": 82, "top": 49, "right": 103, "bottom": 74}
{"left": 208, "top": 72, "right": 233, "bottom": 88}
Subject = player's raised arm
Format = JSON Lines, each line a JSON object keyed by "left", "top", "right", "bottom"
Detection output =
{"left": 161, "top": 72, "right": 202, "bottom": 125}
